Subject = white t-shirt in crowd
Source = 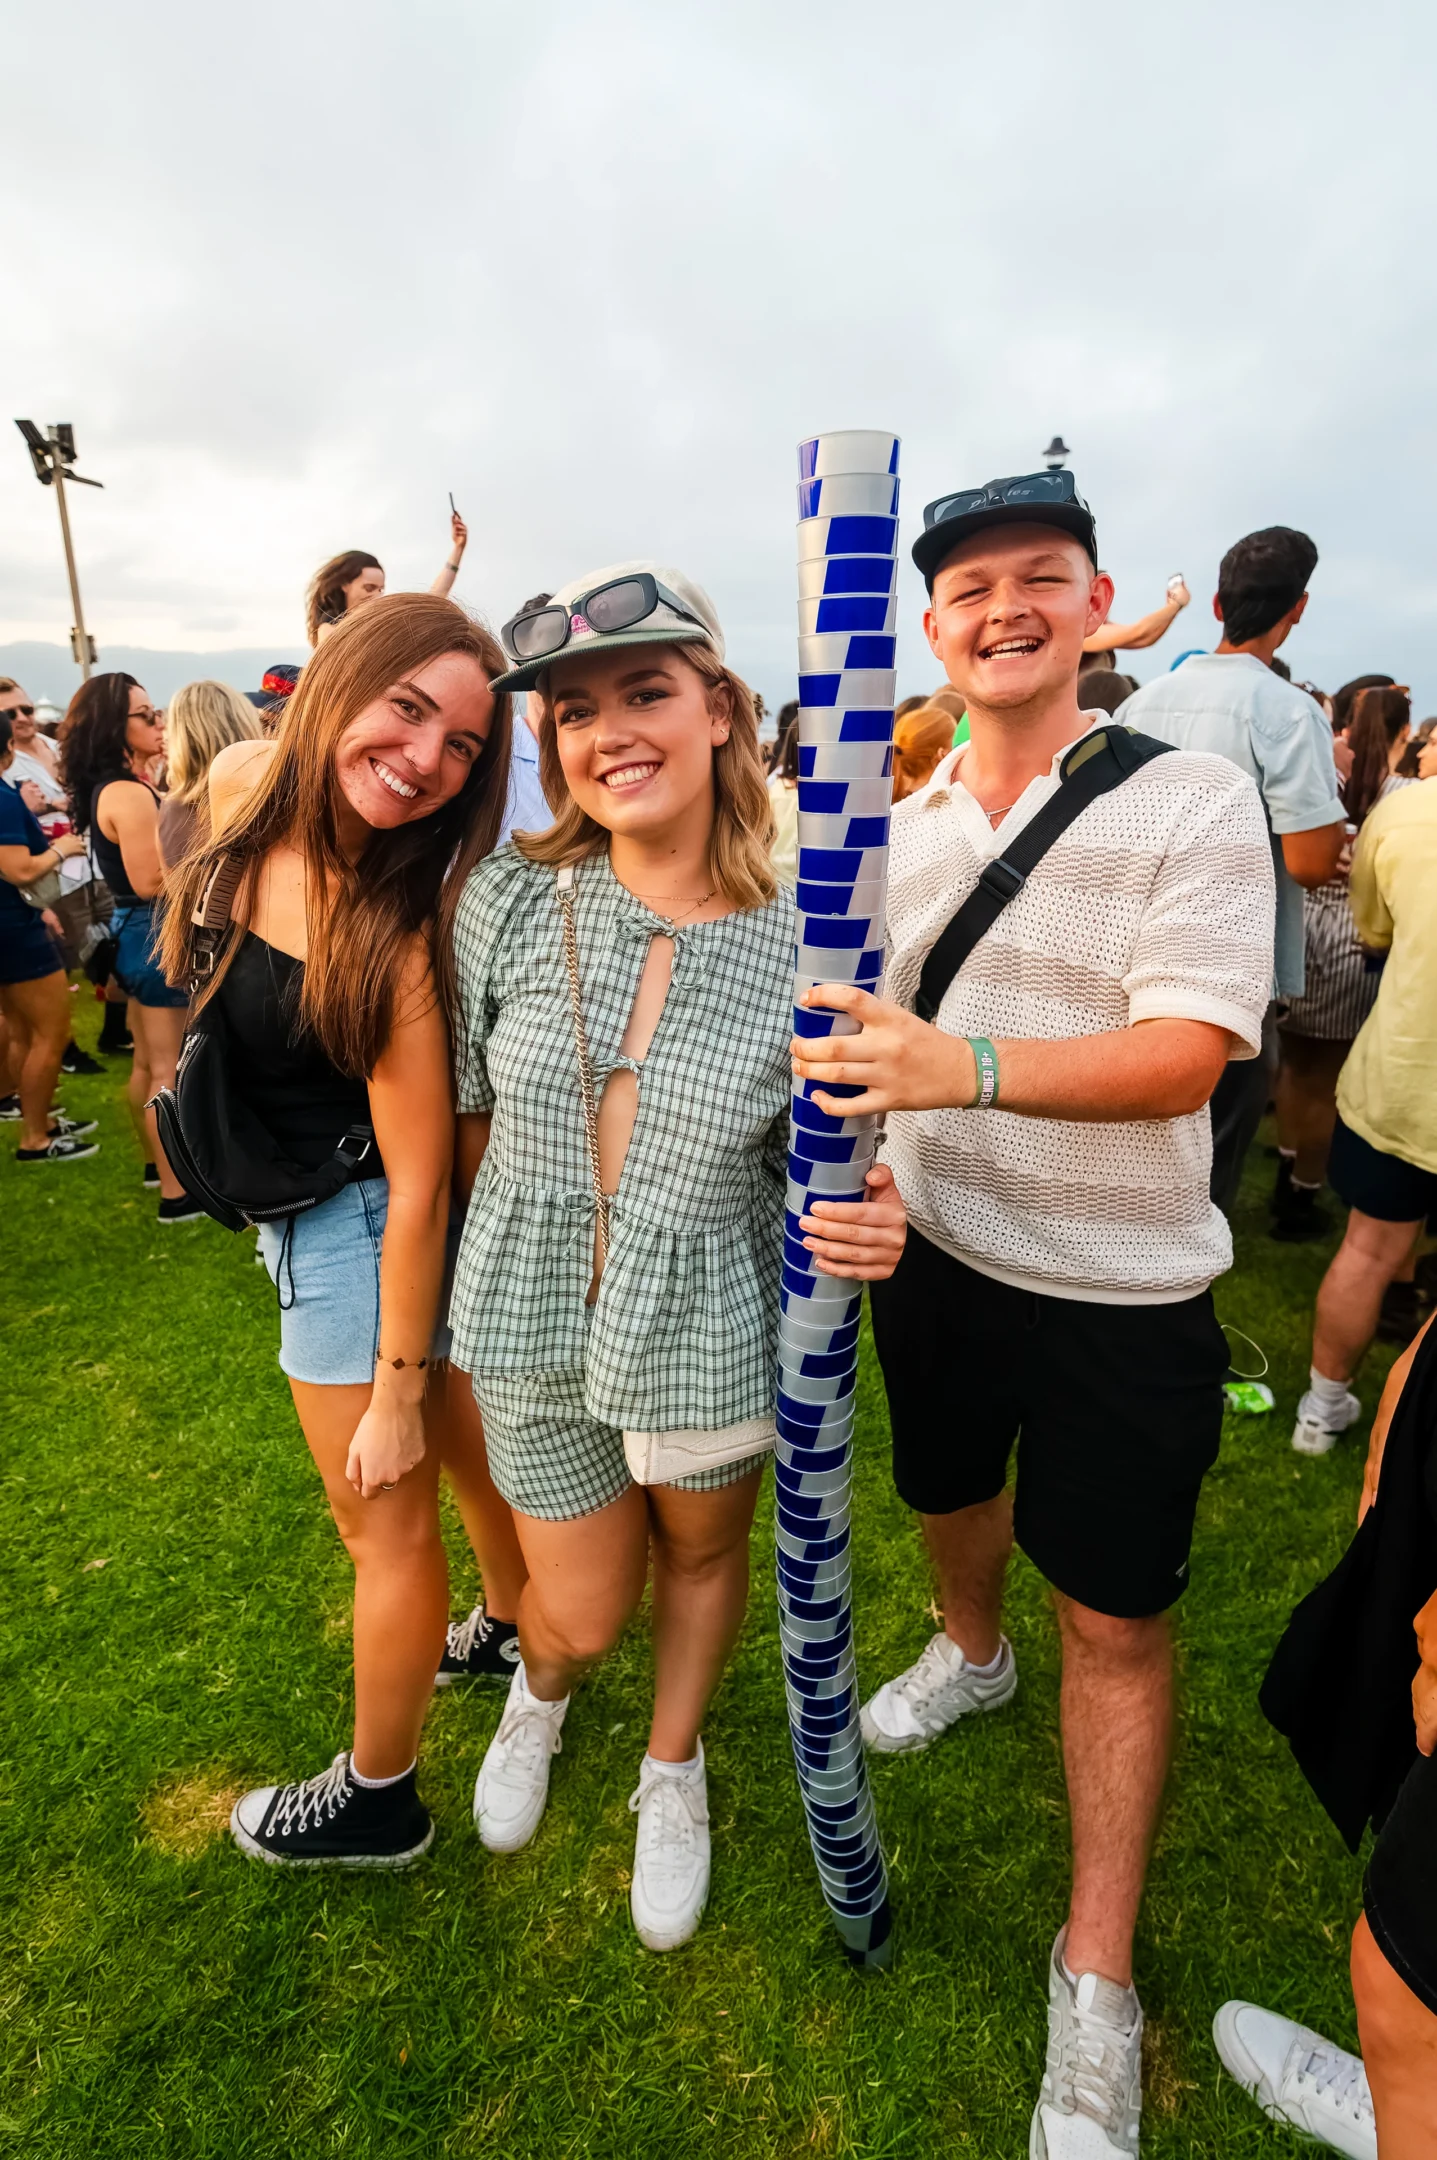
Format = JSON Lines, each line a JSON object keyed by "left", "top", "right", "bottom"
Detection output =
{"left": 881, "top": 722, "right": 1274, "bottom": 1305}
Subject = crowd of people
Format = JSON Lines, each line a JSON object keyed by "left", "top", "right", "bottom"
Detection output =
{"left": 5, "top": 480, "right": 1436, "bottom": 2158}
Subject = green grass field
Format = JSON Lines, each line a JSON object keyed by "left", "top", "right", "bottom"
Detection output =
{"left": 1, "top": 1002, "right": 1394, "bottom": 2158}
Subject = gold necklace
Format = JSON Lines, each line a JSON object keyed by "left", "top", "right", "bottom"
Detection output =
{"left": 627, "top": 885, "right": 716, "bottom": 923}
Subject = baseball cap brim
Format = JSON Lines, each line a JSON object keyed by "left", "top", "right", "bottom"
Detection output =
{"left": 489, "top": 621, "right": 711, "bottom": 694}
{"left": 912, "top": 502, "right": 1098, "bottom": 587}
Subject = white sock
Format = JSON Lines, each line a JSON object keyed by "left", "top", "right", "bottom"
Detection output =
{"left": 350, "top": 1757, "right": 415, "bottom": 1789}
{"left": 644, "top": 1749, "right": 702, "bottom": 1777}
{"left": 1307, "top": 1368, "right": 1352, "bottom": 1418}
{"left": 515, "top": 1660, "right": 568, "bottom": 1712}
{"left": 1278, "top": 1146, "right": 1296, "bottom": 1161}
{"left": 1291, "top": 1175, "right": 1321, "bottom": 1193}
{"left": 940, "top": 1633, "right": 1005, "bottom": 1675}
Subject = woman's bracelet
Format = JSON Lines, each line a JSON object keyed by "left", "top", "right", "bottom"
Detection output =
{"left": 966, "top": 1036, "right": 1000, "bottom": 1108}
{"left": 445, "top": 559, "right": 462, "bottom": 574}
{"left": 377, "top": 1353, "right": 428, "bottom": 1371}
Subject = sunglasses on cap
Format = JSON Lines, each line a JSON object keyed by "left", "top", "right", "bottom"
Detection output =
{"left": 923, "top": 470, "right": 1088, "bottom": 530}
{"left": 502, "top": 572, "right": 706, "bottom": 667}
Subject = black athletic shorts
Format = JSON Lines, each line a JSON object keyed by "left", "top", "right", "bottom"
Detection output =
{"left": 1365, "top": 1747, "right": 1437, "bottom": 2016}
{"left": 868, "top": 1227, "right": 1229, "bottom": 1619}
{"left": 1329, "top": 1114, "right": 1437, "bottom": 1225}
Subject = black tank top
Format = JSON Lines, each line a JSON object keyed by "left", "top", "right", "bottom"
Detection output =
{"left": 214, "top": 931, "right": 383, "bottom": 1176}
{"left": 88, "top": 774, "right": 154, "bottom": 902}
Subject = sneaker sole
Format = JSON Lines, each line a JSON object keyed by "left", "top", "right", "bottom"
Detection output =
{"left": 229, "top": 1805, "right": 435, "bottom": 1869}
{"left": 473, "top": 1805, "right": 546, "bottom": 1853}
{"left": 861, "top": 1663, "right": 1019, "bottom": 1754}
{"left": 157, "top": 1212, "right": 208, "bottom": 1224}
{"left": 16, "top": 1145, "right": 100, "bottom": 1163}
{"left": 1291, "top": 1419, "right": 1343, "bottom": 1456}
{"left": 632, "top": 1884, "right": 709, "bottom": 1952}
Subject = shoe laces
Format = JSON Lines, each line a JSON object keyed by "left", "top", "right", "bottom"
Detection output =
{"left": 447, "top": 1604, "right": 493, "bottom": 1662}
{"left": 629, "top": 1766, "right": 704, "bottom": 1864}
{"left": 493, "top": 1697, "right": 561, "bottom": 1780}
{"left": 902, "top": 1635, "right": 973, "bottom": 1717}
{"left": 1052, "top": 1988, "right": 1137, "bottom": 2138}
{"left": 1295, "top": 2041, "right": 1373, "bottom": 2120}
{"left": 271, "top": 1754, "right": 353, "bottom": 1836}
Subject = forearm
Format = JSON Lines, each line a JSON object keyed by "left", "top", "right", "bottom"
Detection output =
{"left": 374, "top": 1180, "right": 449, "bottom": 1368}
{"left": 0, "top": 845, "right": 61, "bottom": 888}
{"left": 429, "top": 566, "right": 459, "bottom": 597}
{"left": 946, "top": 1025, "right": 1228, "bottom": 1122}
{"left": 1082, "top": 601, "right": 1181, "bottom": 655}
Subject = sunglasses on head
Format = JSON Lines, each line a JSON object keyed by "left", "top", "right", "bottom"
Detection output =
{"left": 502, "top": 572, "right": 705, "bottom": 666}
{"left": 0, "top": 704, "right": 35, "bottom": 720}
{"left": 925, "top": 470, "right": 1087, "bottom": 529}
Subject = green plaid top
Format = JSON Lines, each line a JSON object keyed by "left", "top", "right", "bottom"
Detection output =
{"left": 449, "top": 845, "right": 794, "bottom": 1428}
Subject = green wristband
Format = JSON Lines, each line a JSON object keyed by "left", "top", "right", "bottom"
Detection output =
{"left": 966, "top": 1036, "right": 999, "bottom": 1108}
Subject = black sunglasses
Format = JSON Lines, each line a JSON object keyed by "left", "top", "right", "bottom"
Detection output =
{"left": 925, "top": 470, "right": 1089, "bottom": 529}
{"left": 502, "top": 572, "right": 705, "bottom": 666}
{"left": 0, "top": 703, "right": 35, "bottom": 720}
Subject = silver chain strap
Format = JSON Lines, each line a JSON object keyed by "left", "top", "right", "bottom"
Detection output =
{"left": 556, "top": 865, "right": 611, "bottom": 1268}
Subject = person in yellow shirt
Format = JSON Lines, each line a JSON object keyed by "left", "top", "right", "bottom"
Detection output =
{"left": 1292, "top": 778, "right": 1437, "bottom": 1453}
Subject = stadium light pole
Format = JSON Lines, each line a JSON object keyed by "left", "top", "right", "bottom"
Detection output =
{"left": 15, "top": 421, "right": 103, "bottom": 680}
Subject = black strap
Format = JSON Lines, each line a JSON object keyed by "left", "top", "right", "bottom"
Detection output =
{"left": 914, "top": 727, "right": 1175, "bottom": 1022}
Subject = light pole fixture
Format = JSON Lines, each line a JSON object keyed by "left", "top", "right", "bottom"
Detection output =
{"left": 16, "top": 420, "right": 103, "bottom": 680}
{"left": 1042, "top": 435, "right": 1071, "bottom": 471}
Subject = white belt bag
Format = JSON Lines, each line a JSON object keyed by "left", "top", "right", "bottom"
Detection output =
{"left": 622, "top": 1414, "right": 776, "bottom": 1488}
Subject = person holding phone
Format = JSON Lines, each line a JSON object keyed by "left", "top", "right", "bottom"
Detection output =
{"left": 305, "top": 507, "right": 469, "bottom": 648}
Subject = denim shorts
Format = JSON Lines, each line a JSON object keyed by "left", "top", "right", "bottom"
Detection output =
{"left": 257, "top": 1178, "right": 458, "bottom": 1386}
{"left": 112, "top": 899, "right": 187, "bottom": 1009}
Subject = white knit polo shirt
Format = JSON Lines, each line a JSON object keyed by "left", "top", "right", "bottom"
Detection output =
{"left": 881, "top": 723, "right": 1275, "bottom": 1304}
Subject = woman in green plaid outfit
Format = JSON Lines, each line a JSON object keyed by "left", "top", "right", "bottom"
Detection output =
{"left": 447, "top": 561, "right": 905, "bottom": 1952}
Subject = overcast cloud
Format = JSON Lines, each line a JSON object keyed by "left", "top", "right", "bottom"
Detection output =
{"left": 4, "top": 0, "right": 1435, "bottom": 709}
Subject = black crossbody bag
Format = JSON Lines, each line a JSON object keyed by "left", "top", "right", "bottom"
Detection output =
{"left": 148, "top": 855, "right": 374, "bottom": 1233}
{"left": 913, "top": 725, "right": 1174, "bottom": 1020}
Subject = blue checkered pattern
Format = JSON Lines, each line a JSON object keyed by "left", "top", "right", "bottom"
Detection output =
{"left": 777, "top": 428, "right": 900, "bottom": 1969}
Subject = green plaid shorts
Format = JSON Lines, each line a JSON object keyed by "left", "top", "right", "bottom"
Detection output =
{"left": 473, "top": 1362, "right": 769, "bottom": 1522}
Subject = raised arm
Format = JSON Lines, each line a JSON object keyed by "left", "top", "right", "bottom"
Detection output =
{"left": 1083, "top": 579, "right": 1190, "bottom": 654}
{"left": 344, "top": 945, "right": 454, "bottom": 1498}
{"left": 429, "top": 508, "right": 468, "bottom": 599}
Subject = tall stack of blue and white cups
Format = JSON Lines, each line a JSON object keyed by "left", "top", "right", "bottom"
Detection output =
{"left": 778, "top": 429, "right": 899, "bottom": 1967}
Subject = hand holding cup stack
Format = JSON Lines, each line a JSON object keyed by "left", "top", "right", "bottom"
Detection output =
{"left": 778, "top": 429, "right": 899, "bottom": 1969}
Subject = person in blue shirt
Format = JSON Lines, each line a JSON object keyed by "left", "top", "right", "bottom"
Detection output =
{"left": 1119, "top": 528, "right": 1345, "bottom": 1210}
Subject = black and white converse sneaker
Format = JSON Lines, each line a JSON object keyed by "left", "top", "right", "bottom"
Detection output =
{"left": 230, "top": 1751, "right": 434, "bottom": 1868}
{"left": 0, "top": 1093, "right": 20, "bottom": 1120}
{"left": 16, "top": 1133, "right": 99, "bottom": 1164}
{"left": 435, "top": 1602, "right": 522, "bottom": 1686}
{"left": 60, "top": 1041, "right": 105, "bottom": 1076}
{"left": 48, "top": 1113, "right": 98, "bottom": 1139}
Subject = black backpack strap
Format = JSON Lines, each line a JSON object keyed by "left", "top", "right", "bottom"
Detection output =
{"left": 914, "top": 727, "right": 1174, "bottom": 1022}
{"left": 188, "top": 852, "right": 247, "bottom": 990}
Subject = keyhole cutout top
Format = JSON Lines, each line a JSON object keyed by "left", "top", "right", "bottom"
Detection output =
{"left": 586, "top": 933, "right": 674, "bottom": 1300}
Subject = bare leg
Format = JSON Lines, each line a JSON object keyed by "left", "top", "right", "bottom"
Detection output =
{"left": 1351, "top": 1912, "right": 1437, "bottom": 2156}
{"left": 126, "top": 1000, "right": 154, "bottom": 1164}
{"left": 288, "top": 1377, "right": 449, "bottom": 1778}
{"left": 427, "top": 1363, "right": 529, "bottom": 1619}
{"left": 137, "top": 1002, "right": 186, "bottom": 1199}
{"left": 917, "top": 1491, "right": 1014, "bottom": 1666}
{"left": 646, "top": 1469, "right": 764, "bottom": 1762}
{"left": 0, "top": 972, "right": 71, "bottom": 1148}
{"left": 1274, "top": 1033, "right": 1350, "bottom": 1185}
{"left": 1057, "top": 1596, "right": 1173, "bottom": 1987}
{"left": 510, "top": 1485, "right": 650, "bottom": 1703}
{"left": 1312, "top": 1209, "right": 1424, "bottom": 1383}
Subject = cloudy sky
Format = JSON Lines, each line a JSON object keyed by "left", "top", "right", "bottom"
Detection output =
{"left": 5, "top": 0, "right": 1435, "bottom": 710}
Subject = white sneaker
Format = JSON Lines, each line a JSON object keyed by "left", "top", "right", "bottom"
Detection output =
{"left": 1213, "top": 2001, "right": 1376, "bottom": 2160}
{"left": 472, "top": 1663, "right": 568, "bottom": 1853}
{"left": 860, "top": 1631, "right": 1017, "bottom": 1753}
{"left": 1291, "top": 1385, "right": 1363, "bottom": 1456}
{"left": 1030, "top": 1932, "right": 1142, "bottom": 2159}
{"left": 628, "top": 1743, "right": 711, "bottom": 1952}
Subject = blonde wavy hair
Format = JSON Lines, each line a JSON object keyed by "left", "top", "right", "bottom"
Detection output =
{"left": 515, "top": 642, "right": 777, "bottom": 908}
{"left": 165, "top": 679, "right": 264, "bottom": 803}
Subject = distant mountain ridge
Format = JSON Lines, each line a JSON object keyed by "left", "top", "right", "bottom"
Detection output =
{"left": 0, "top": 642, "right": 305, "bottom": 706}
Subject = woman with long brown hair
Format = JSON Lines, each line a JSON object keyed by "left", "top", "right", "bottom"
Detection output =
{"left": 304, "top": 506, "right": 468, "bottom": 648}
{"left": 162, "top": 593, "right": 519, "bottom": 1867}
{"left": 61, "top": 672, "right": 197, "bottom": 1216}
{"left": 445, "top": 562, "right": 905, "bottom": 1950}
{"left": 1274, "top": 684, "right": 1414, "bottom": 1245}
